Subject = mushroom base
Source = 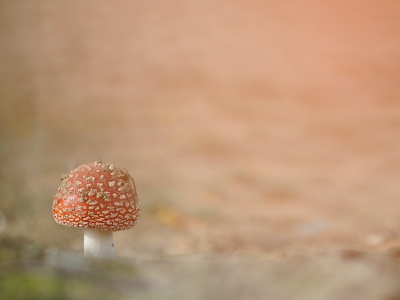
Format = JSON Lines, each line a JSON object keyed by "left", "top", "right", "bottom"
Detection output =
{"left": 84, "top": 228, "right": 115, "bottom": 260}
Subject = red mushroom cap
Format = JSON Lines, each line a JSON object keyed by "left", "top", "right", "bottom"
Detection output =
{"left": 53, "top": 160, "right": 140, "bottom": 231}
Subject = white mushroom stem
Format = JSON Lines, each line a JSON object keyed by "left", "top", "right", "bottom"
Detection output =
{"left": 84, "top": 228, "right": 115, "bottom": 260}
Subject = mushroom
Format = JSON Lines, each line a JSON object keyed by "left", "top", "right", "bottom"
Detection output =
{"left": 52, "top": 160, "right": 140, "bottom": 260}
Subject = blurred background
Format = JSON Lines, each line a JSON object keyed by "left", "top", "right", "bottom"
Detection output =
{"left": 1, "top": 0, "right": 400, "bottom": 299}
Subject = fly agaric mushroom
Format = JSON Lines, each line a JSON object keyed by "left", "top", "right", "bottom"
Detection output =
{"left": 52, "top": 160, "right": 140, "bottom": 259}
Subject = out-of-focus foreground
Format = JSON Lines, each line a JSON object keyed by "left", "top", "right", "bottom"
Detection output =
{"left": 1, "top": 1, "right": 400, "bottom": 299}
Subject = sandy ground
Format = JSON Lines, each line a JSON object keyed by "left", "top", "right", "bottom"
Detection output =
{"left": 1, "top": 0, "right": 400, "bottom": 299}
